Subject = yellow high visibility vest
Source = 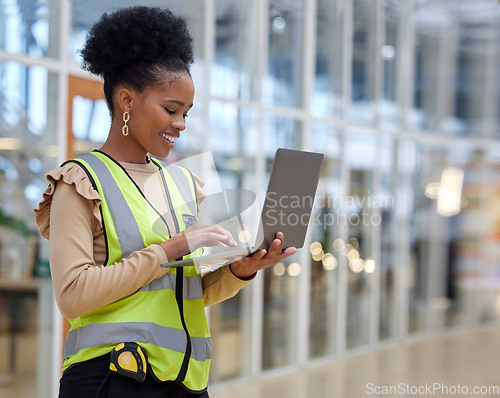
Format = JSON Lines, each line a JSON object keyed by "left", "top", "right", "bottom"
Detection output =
{"left": 61, "top": 150, "right": 210, "bottom": 393}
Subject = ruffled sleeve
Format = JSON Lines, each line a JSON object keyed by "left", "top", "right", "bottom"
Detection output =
{"left": 33, "top": 162, "right": 102, "bottom": 240}
{"left": 192, "top": 173, "right": 207, "bottom": 206}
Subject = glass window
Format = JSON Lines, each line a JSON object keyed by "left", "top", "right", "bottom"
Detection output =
{"left": 67, "top": 76, "right": 108, "bottom": 158}
{"left": 209, "top": 289, "right": 254, "bottom": 383}
{"left": 261, "top": 115, "right": 302, "bottom": 370}
{"left": 378, "top": 135, "right": 399, "bottom": 340}
{"left": 453, "top": 20, "right": 498, "bottom": 137}
{"left": 412, "top": 2, "right": 464, "bottom": 134}
{"left": 263, "top": 115, "right": 302, "bottom": 157}
{"left": 212, "top": 1, "right": 255, "bottom": 101}
{"left": 345, "top": 130, "right": 378, "bottom": 348}
{"left": 72, "top": 96, "right": 109, "bottom": 152}
{"left": 405, "top": 144, "right": 495, "bottom": 332}
{"left": 449, "top": 1, "right": 499, "bottom": 137}
{"left": 177, "top": 98, "right": 209, "bottom": 158}
{"left": 0, "top": 0, "right": 55, "bottom": 58}
{"left": 0, "top": 60, "right": 58, "bottom": 397}
{"left": 381, "top": 0, "right": 402, "bottom": 129}
{"left": 350, "top": 0, "right": 378, "bottom": 125}
{"left": 1, "top": 61, "right": 48, "bottom": 135}
{"left": 444, "top": 148, "right": 500, "bottom": 328}
{"left": 498, "top": 64, "right": 500, "bottom": 138}
{"left": 208, "top": 101, "right": 256, "bottom": 158}
{"left": 408, "top": 144, "right": 445, "bottom": 332}
{"left": 412, "top": 4, "right": 443, "bottom": 132}
{"left": 264, "top": 0, "right": 305, "bottom": 108}
{"left": 313, "top": 0, "right": 346, "bottom": 118}
{"left": 308, "top": 124, "right": 343, "bottom": 358}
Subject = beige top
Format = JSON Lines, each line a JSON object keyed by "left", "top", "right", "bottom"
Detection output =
{"left": 34, "top": 157, "right": 251, "bottom": 320}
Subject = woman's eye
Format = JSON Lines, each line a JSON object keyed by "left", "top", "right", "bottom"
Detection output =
{"left": 183, "top": 114, "right": 189, "bottom": 119}
{"left": 164, "top": 108, "right": 175, "bottom": 115}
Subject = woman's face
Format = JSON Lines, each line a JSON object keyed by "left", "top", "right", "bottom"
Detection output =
{"left": 125, "top": 72, "right": 195, "bottom": 161}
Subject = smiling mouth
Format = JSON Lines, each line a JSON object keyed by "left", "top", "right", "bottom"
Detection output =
{"left": 161, "top": 132, "right": 177, "bottom": 144}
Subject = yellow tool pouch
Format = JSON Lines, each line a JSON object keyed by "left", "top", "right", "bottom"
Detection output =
{"left": 109, "top": 342, "right": 148, "bottom": 383}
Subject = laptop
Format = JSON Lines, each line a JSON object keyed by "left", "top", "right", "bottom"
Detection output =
{"left": 162, "top": 148, "right": 324, "bottom": 267}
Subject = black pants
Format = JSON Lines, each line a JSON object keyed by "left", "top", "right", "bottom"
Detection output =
{"left": 59, "top": 354, "right": 209, "bottom": 398}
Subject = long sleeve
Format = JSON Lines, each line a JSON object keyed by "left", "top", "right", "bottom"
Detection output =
{"left": 34, "top": 163, "right": 170, "bottom": 319}
{"left": 48, "top": 175, "right": 170, "bottom": 319}
{"left": 201, "top": 264, "right": 254, "bottom": 307}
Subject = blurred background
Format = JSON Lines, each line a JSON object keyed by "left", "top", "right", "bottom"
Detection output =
{"left": 0, "top": 0, "right": 499, "bottom": 397}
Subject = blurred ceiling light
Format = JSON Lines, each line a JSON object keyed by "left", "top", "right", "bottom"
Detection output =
{"left": 348, "top": 237, "right": 359, "bottom": 249}
{"left": 381, "top": 44, "right": 395, "bottom": 60}
{"left": 364, "top": 259, "right": 376, "bottom": 273}
{"left": 312, "top": 249, "right": 325, "bottom": 262}
{"left": 333, "top": 238, "right": 345, "bottom": 252}
{"left": 273, "top": 262, "right": 286, "bottom": 276}
{"left": 437, "top": 167, "right": 464, "bottom": 217}
{"left": 287, "top": 262, "right": 302, "bottom": 277}
{"left": 238, "top": 229, "right": 252, "bottom": 243}
{"left": 425, "top": 182, "right": 441, "bottom": 199}
{"left": 237, "top": 224, "right": 252, "bottom": 243}
{"left": 309, "top": 241, "right": 323, "bottom": 255}
{"left": 349, "top": 258, "right": 364, "bottom": 273}
{"left": 272, "top": 16, "right": 286, "bottom": 33}
{"left": 347, "top": 249, "right": 360, "bottom": 261}
{"left": 322, "top": 253, "right": 337, "bottom": 271}
{"left": 0, "top": 138, "right": 21, "bottom": 150}
{"left": 341, "top": 244, "right": 353, "bottom": 257}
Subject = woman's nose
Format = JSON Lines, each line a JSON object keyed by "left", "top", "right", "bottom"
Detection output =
{"left": 172, "top": 116, "right": 186, "bottom": 131}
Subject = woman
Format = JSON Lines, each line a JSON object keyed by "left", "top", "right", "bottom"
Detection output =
{"left": 34, "top": 6, "right": 296, "bottom": 398}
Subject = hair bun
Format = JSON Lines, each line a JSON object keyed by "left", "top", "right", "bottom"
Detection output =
{"left": 80, "top": 6, "right": 194, "bottom": 77}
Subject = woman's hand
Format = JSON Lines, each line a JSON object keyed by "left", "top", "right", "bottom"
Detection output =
{"left": 229, "top": 232, "right": 297, "bottom": 280}
{"left": 159, "top": 224, "right": 238, "bottom": 261}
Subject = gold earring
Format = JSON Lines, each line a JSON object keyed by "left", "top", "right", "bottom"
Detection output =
{"left": 122, "top": 111, "right": 130, "bottom": 136}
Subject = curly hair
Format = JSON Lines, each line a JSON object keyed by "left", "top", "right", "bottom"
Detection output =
{"left": 80, "top": 6, "right": 194, "bottom": 114}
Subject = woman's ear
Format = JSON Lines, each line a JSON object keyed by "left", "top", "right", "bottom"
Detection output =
{"left": 117, "top": 87, "right": 133, "bottom": 114}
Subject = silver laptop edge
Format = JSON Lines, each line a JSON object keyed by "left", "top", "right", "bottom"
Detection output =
{"left": 162, "top": 148, "right": 324, "bottom": 268}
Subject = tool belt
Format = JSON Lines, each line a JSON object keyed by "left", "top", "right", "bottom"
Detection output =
{"left": 109, "top": 342, "right": 148, "bottom": 383}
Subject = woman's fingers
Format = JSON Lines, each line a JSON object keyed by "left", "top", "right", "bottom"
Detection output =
{"left": 206, "top": 225, "right": 238, "bottom": 247}
{"left": 228, "top": 232, "right": 298, "bottom": 279}
{"left": 162, "top": 224, "right": 238, "bottom": 260}
{"left": 281, "top": 247, "right": 297, "bottom": 258}
{"left": 267, "top": 238, "right": 283, "bottom": 256}
{"left": 185, "top": 224, "right": 238, "bottom": 249}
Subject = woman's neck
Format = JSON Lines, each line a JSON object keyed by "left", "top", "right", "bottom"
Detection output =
{"left": 100, "top": 127, "right": 148, "bottom": 164}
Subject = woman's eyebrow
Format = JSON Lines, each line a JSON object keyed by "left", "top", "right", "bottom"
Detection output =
{"left": 164, "top": 99, "right": 193, "bottom": 108}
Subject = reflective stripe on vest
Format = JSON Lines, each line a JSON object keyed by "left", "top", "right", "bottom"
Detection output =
{"left": 64, "top": 322, "right": 211, "bottom": 362}
{"left": 62, "top": 151, "right": 209, "bottom": 392}
{"left": 78, "top": 153, "right": 144, "bottom": 258}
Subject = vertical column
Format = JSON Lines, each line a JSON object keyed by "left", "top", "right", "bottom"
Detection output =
{"left": 395, "top": 0, "right": 414, "bottom": 339}
{"left": 296, "top": 0, "right": 316, "bottom": 364}
{"left": 368, "top": 0, "right": 384, "bottom": 346}
{"left": 51, "top": 0, "right": 70, "bottom": 396}
{"left": 336, "top": 0, "right": 352, "bottom": 355}
{"left": 481, "top": 22, "right": 499, "bottom": 138}
{"left": 202, "top": 0, "right": 214, "bottom": 159}
{"left": 202, "top": 0, "right": 214, "bottom": 341}
{"left": 249, "top": 0, "right": 269, "bottom": 377}
{"left": 437, "top": 22, "right": 458, "bottom": 133}
{"left": 396, "top": 0, "right": 415, "bottom": 131}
